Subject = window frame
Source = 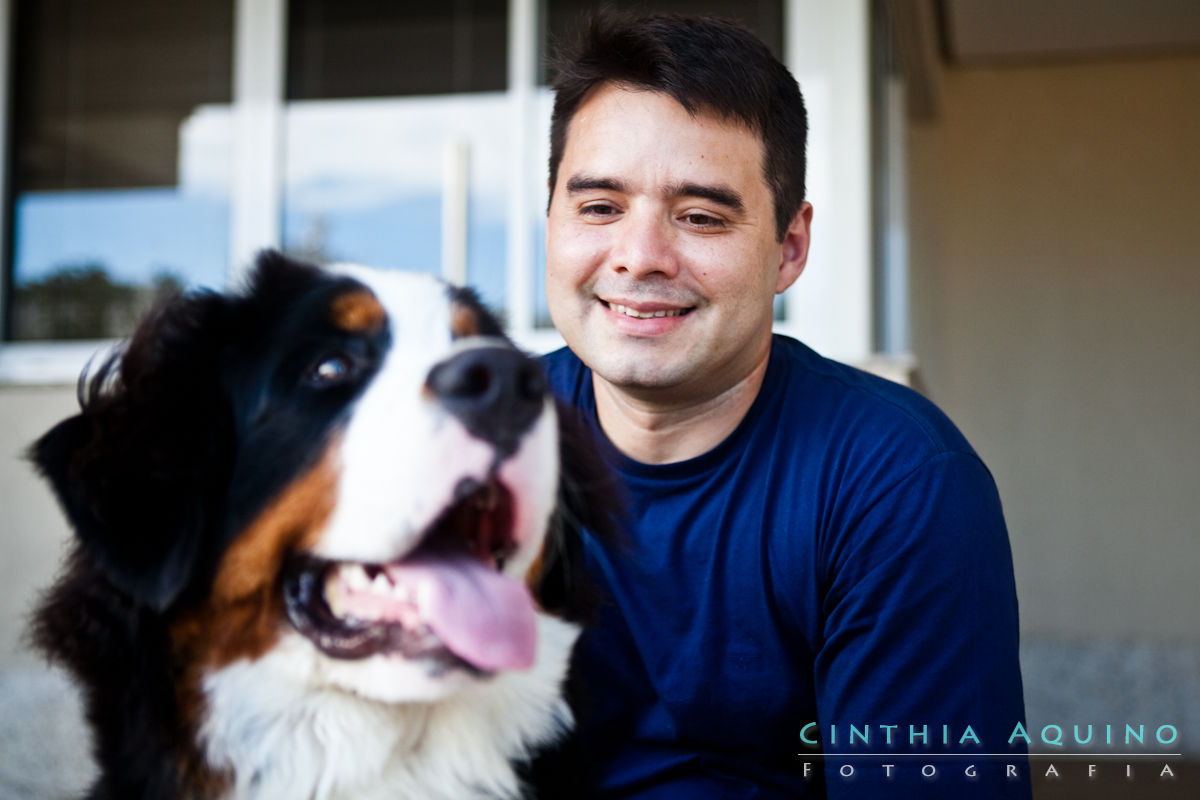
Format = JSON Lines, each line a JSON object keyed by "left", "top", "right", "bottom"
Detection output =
{"left": 0, "top": 0, "right": 883, "bottom": 383}
{"left": 0, "top": 0, "right": 12, "bottom": 346}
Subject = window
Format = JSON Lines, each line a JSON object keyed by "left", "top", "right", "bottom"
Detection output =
{"left": 281, "top": 1, "right": 511, "bottom": 310}
{"left": 5, "top": 0, "right": 234, "bottom": 341}
{"left": 2, "top": 0, "right": 879, "bottom": 374}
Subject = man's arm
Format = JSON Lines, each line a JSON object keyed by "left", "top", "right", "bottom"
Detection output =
{"left": 813, "top": 451, "right": 1031, "bottom": 798}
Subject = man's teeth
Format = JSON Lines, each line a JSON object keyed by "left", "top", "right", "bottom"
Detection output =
{"left": 611, "top": 303, "right": 684, "bottom": 319}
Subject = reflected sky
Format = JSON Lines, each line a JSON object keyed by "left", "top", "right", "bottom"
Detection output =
{"left": 13, "top": 93, "right": 524, "bottom": 314}
{"left": 15, "top": 188, "right": 230, "bottom": 291}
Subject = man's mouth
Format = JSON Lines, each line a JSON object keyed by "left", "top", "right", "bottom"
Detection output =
{"left": 603, "top": 300, "right": 693, "bottom": 319}
{"left": 282, "top": 479, "right": 538, "bottom": 675}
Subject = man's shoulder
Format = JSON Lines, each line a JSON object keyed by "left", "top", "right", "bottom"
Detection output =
{"left": 770, "top": 335, "right": 976, "bottom": 461}
{"left": 541, "top": 345, "right": 580, "bottom": 373}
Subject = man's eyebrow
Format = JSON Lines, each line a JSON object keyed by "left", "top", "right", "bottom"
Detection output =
{"left": 563, "top": 175, "right": 746, "bottom": 214}
{"left": 668, "top": 182, "right": 745, "bottom": 213}
{"left": 565, "top": 175, "right": 627, "bottom": 194}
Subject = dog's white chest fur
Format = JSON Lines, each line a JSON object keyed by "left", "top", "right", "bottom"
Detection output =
{"left": 201, "top": 614, "right": 580, "bottom": 800}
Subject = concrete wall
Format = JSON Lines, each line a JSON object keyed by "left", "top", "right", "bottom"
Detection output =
{"left": 907, "top": 53, "right": 1200, "bottom": 748}
{"left": 0, "top": 386, "right": 78, "bottom": 666}
{"left": 0, "top": 387, "right": 107, "bottom": 796}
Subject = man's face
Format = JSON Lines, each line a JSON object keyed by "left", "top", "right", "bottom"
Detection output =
{"left": 546, "top": 83, "right": 810, "bottom": 403}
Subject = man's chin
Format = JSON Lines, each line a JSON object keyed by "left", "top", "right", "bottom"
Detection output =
{"left": 587, "top": 348, "right": 699, "bottom": 395}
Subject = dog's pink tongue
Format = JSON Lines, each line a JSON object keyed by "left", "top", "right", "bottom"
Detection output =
{"left": 386, "top": 556, "right": 537, "bottom": 672}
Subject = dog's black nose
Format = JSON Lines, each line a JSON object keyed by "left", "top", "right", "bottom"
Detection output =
{"left": 427, "top": 346, "right": 547, "bottom": 456}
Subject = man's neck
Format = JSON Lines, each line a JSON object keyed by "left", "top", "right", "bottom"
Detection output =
{"left": 592, "top": 352, "right": 771, "bottom": 465}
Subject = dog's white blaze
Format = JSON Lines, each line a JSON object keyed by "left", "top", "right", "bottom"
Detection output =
{"left": 317, "top": 265, "right": 560, "bottom": 589}
{"left": 318, "top": 266, "right": 497, "bottom": 564}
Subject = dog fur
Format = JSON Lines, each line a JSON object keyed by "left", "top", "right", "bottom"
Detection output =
{"left": 29, "top": 251, "right": 613, "bottom": 800}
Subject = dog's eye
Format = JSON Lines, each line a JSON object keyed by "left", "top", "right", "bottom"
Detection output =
{"left": 307, "top": 353, "right": 356, "bottom": 386}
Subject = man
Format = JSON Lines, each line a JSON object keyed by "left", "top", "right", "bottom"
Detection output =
{"left": 541, "top": 13, "right": 1030, "bottom": 799}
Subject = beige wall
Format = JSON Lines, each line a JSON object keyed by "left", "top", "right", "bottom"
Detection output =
{"left": 907, "top": 54, "right": 1200, "bottom": 642}
{"left": 0, "top": 387, "right": 78, "bottom": 666}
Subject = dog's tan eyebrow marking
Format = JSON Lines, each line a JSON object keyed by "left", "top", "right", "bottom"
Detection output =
{"left": 330, "top": 289, "right": 387, "bottom": 333}
{"left": 525, "top": 547, "right": 547, "bottom": 596}
{"left": 450, "top": 301, "right": 482, "bottom": 340}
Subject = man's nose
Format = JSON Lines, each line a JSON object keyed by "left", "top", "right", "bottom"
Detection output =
{"left": 610, "top": 207, "right": 680, "bottom": 279}
{"left": 426, "top": 345, "right": 547, "bottom": 457}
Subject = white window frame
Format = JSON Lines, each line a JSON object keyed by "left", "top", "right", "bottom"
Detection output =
{"left": 781, "top": 0, "right": 874, "bottom": 362}
{"left": 0, "top": 0, "right": 879, "bottom": 383}
{"left": 228, "top": 0, "right": 286, "bottom": 279}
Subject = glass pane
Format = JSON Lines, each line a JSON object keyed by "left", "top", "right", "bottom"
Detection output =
{"left": 282, "top": 96, "right": 510, "bottom": 310}
{"left": 7, "top": 0, "right": 234, "bottom": 341}
{"left": 288, "top": 0, "right": 507, "bottom": 99}
{"left": 282, "top": 1, "right": 510, "bottom": 313}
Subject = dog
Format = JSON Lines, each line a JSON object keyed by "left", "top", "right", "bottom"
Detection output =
{"left": 28, "top": 251, "right": 614, "bottom": 800}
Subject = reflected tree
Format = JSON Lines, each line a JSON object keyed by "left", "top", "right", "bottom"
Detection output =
{"left": 12, "top": 263, "right": 184, "bottom": 341}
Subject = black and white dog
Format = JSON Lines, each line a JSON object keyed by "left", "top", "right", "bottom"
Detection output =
{"left": 30, "top": 251, "right": 612, "bottom": 799}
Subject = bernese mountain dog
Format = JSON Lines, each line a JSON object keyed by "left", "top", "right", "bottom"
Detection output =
{"left": 28, "top": 251, "right": 613, "bottom": 799}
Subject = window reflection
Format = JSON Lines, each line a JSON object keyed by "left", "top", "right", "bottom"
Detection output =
{"left": 8, "top": 0, "right": 234, "bottom": 341}
{"left": 281, "top": 96, "right": 510, "bottom": 311}
{"left": 283, "top": 1, "right": 510, "bottom": 312}
{"left": 4, "top": 0, "right": 786, "bottom": 342}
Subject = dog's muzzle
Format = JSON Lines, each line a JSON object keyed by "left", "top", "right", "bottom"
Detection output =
{"left": 282, "top": 344, "right": 552, "bottom": 674}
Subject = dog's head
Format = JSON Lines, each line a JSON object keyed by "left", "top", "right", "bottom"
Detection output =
{"left": 32, "top": 251, "right": 571, "bottom": 704}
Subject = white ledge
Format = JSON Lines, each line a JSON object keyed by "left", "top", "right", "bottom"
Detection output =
{"left": 0, "top": 338, "right": 918, "bottom": 390}
{"left": 0, "top": 341, "right": 119, "bottom": 387}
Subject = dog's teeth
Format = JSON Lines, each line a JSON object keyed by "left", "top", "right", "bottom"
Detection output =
{"left": 343, "top": 564, "right": 371, "bottom": 591}
{"left": 370, "top": 573, "right": 392, "bottom": 595}
{"left": 392, "top": 582, "right": 412, "bottom": 603}
{"left": 325, "top": 573, "right": 347, "bottom": 618}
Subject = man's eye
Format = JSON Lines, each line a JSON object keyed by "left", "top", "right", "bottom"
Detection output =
{"left": 683, "top": 212, "right": 724, "bottom": 228}
{"left": 308, "top": 353, "right": 356, "bottom": 386}
{"left": 581, "top": 203, "right": 618, "bottom": 217}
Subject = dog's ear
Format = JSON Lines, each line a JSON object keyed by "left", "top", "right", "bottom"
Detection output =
{"left": 30, "top": 290, "right": 237, "bottom": 612}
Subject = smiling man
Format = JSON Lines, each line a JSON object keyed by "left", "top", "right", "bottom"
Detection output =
{"left": 546, "top": 82, "right": 808, "bottom": 465}
{"left": 541, "top": 13, "right": 1030, "bottom": 799}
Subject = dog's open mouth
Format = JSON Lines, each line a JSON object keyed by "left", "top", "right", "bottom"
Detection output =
{"left": 282, "top": 479, "right": 538, "bottom": 674}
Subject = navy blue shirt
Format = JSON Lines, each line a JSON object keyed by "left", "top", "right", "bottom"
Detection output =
{"left": 544, "top": 335, "right": 1030, "bottom": 799}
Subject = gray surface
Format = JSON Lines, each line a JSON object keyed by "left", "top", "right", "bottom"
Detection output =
{"left": 0, "top": 667, "right": 94, "bottom": 800}
{"left": 1022, "top": 639, "right": 1200, "bottom": 755}
{"left": 0, "top": 639, "right": 1195, "bottom": 799}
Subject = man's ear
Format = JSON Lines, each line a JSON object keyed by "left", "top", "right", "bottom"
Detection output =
{"left": 776, "top": 201, "right": 813, "bottom": 294}
{"left": 29, "top": 291, "right": 236, "bottom": 612}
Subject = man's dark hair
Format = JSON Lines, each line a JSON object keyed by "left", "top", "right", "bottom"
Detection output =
{"left": 548, "top": 12, "right": 808, "bottom": 241}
